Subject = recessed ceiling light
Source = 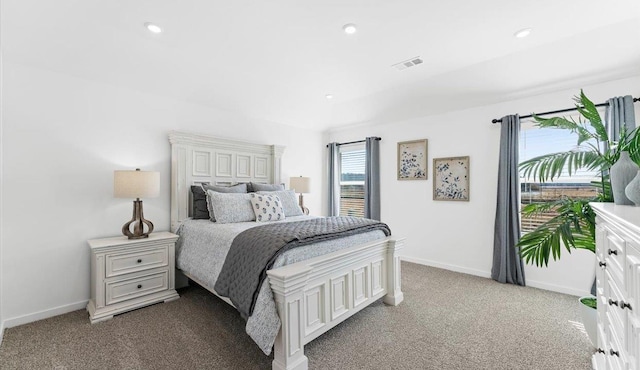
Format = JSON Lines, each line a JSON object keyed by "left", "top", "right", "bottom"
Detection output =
{"left": 325, "top": 94, "right": 334, "bottom": 100}
{"left": 514, "top": 28, "right": 532, "bottom": 38}
{"left": 144, "top": 22, "right": 162, "bottom": 34}
{"left": 342, "top": 24, "right": 357, "bottom": 35}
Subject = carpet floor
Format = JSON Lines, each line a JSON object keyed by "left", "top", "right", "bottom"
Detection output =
{"left": 0, "top": 262, "right": 593, "bottom": 369}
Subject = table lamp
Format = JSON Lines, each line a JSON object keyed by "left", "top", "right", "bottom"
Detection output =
{"left": 114, "top": 168, "right": 160, "bottom": 239}
{"left": 290, "top": 176, "right": 310, "bottom": 215}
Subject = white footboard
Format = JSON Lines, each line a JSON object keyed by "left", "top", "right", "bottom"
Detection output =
{"left": 267, "top": 237, "right": 404, "bottom": 370}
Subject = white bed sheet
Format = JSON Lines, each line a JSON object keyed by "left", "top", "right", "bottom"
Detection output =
{"left": 175, "top": 215, "right": 386, "bottom": 355}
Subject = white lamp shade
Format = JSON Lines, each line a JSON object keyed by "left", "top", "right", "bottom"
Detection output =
{"left": 114, "top": 169, "right": 160, "bottom": 198}
{"left": 290, "top": 176, "right": 310, "bottom": 194}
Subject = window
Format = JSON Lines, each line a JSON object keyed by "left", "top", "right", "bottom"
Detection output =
{"left": 519, "top": 116, "right": 601, "bottom": 233}
{"left": 339, "top": 144, "right": 365, "bottom": 217}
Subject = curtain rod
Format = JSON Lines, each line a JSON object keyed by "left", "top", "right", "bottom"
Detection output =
{"left": 325, "top": 137, "right": 381, "bottom": 148}
{"left": 491, "top": 97, "right": 640, "bottom": 124}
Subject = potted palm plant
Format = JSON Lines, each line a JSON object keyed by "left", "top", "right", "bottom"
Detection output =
{"left": 517, "top": 90, "right": 640, "bottom": 345}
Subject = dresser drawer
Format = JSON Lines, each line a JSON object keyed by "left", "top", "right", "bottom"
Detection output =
{"left": 598, "top": 293, "right": 609, "bottom": 335}
{"left": 605, "top": 230, "right": 627, "bottom": 290}
{"left": 629, "top": 315, "right": 640, "bottom": 370}
{"left": 607, "top": 324, "right": 629, "bottom": 370}
{"left": 105, "top": 245, "right": 169, "bottom": 278}
{"left": 597, "top": 225, "right": 607, "bottom": 261}
{"left": 106, "top": 271, "right": 169, "bottom": 305}
{"left": 606, "top": 271, "right": 628, "bottom": 347}
{"left": 626, "top": 244, "right": 640, "bottom": 317}
{"left": 597, "top": 256, "right": 606, "bottom": 297}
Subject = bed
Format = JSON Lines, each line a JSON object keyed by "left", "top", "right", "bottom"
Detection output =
{"left": 169, "top": 131, "right": 404, "bottom": 370}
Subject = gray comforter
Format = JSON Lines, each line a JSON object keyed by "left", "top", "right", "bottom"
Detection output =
{"left": 214, "top": 217, "right": 391, "bottom": 319}
{"left": 175, "top": 216, "right": 387, "bottom": 355}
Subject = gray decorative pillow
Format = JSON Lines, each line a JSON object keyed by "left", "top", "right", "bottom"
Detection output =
{"left": 202, "top": 183, "right": 248, "bottom": 221}
{"left": 250, "top": 193, "right": 285, "bottom": 222}
{"left": 250, "top": 182, "right": 285, "bottom": 192}
{"left": 190, "top": 186, "right": 210, "bottom": 219}
{"left": 257, "top": 189, "right": 303, "bottom": 217}
{"left": 202, "top": 183, "right": 247, "bottom": 193}
{"left": 207, "top": 191, "right": 255, "bottom": 224}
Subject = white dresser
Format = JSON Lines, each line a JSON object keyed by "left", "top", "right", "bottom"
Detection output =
{"left": 592, "top": 203, "right": 640, "bottom": 370}
{"left": 86, "top": 231, "right": 180, "bottom": 323}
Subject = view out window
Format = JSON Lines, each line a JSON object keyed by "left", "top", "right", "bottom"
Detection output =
{"left": 340, "top": 145, "right": 365, "bottom": 217}
{"left": 519, "top": 117, "right": 600, "bottom": 233}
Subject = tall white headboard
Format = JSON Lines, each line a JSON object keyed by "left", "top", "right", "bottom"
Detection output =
{"left": 169, "top": 131, "right": 285, "bottom": 232}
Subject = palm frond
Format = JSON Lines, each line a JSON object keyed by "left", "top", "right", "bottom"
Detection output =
{"left": 519, "top": 151, "right": 604, "bottom": 182}
{"left": 575, "top": 90, "right": 607, "bottom": 141}
{"left": 533, "top": 115, "right": 594, "bottom": 145}
{"left": 518, "top": 201, "right": 596, "bottom": 266}
{"left": 521, "top": 201, "right": 561, "bottom": 216}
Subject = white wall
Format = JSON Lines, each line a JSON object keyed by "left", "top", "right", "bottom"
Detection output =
{"left": 327, "top": 75, "right": 640, "bottom": 297}
{"left": 0, "top": 62, "right": 324, "bottom": 327}
{"left": 0, "top": 53, "right": 4, "bottom": 343}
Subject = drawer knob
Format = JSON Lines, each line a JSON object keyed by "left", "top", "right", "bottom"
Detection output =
{"left": 137, "top": 284, "right": 142, "bottom": 289}
{"left": 608, "top": 299, "right": 619, "bottom": 306}
{"left": 620, "top": 301, "right": 632, "bottom": 310}
{"left": 607, "top": 249, "right": 618, "bottom": 256}
{"left": 610, "top": 349, "right": 619, "bottom": 357}
{"left": 596, "top": 348, "right": 606, "bottom": 354}
{"left": 598, "top": 261, "right": 607, "bottom": 268}
{"left": 137, "top": 259, "right": 142, "bottom": 264}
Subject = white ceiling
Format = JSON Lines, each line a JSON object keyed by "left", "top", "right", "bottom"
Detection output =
{"left": 3, "top": 0, "right": 640, "bottom": 131}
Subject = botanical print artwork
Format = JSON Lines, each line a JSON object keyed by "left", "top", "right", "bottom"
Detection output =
{"left": 397, "top": 139, "right": 428, "bottom": 180}
{"left": 433, "top": 156, "right": 470, "bottom": 201}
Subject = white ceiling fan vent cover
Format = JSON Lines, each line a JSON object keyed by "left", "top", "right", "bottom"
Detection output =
{"left": 392, "top": 56, "right": 423, "bottom": 71}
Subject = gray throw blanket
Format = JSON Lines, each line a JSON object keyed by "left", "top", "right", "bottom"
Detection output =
{"left": 214, "top": 216, "right": 391, "bottom": 319}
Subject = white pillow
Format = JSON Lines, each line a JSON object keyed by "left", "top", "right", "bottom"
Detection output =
{"left": 250, "top": 193, "right": 285, "bottom": 222}
{"left": 257, "top": 189, "right": 303, "bottom": 216}
{"left": 207, "top": 191, "right": 255, "bottom": 223}
{"left": 202, "top": 183, "right": 247, "bottom": 222}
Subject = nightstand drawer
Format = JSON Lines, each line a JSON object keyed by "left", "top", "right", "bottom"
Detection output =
{"left": 106, "top": 246, "right": 169, "bottom": 278}
{"left": 106, "top": 271, "right": 168, "bottom": 305}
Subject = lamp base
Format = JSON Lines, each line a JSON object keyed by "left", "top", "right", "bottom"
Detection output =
{"left": 298, "top": 193, "right": 310, "bottom": 215}
{"left": 122, "top": 199, "right": 154, "bottom": 239}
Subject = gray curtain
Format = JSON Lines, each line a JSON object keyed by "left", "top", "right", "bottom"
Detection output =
{"left": 491, "top": 115, "right": 526, "bottom": 286}
{"left": 327, "top": 142, "right": 340, "bottom": 216}
{"left": 606, "top": 95, "right": 636, "bottom": 142}
{"left": 364, "top": 137, "right": 381, "bottom": 220}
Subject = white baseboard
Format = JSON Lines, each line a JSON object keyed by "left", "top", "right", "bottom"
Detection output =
{"left": 400, "top": 255, "right": 492, "bottom": 279}
{"left": 0, "top": 319, "right": 5, "bottom": 346}
{"left": 525, "top": 279, "right": 588, "bottom": 297}
{"left": 400, "top": 256, "right": 589, "bottom": 297}
{"left": 3, "top": 300, "right": 88, "bottom": 329}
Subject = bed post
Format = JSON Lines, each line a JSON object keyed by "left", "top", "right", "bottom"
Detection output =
{"left": 267, "top": 266, "right": 311, "bottom": 370}
{"left": 271, "top": 145, "right": 285, "bottom": 184}
{"left": 383, "top": 238, "right": 404, "bottom": 306}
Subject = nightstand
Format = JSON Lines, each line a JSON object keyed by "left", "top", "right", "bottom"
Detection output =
{"left": 86, "top": 231, "right": 179, "bottom": 323}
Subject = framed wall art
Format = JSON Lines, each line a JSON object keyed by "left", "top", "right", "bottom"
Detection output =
{"left": 397, "top": 139, "right": 428, "bottom": 180}
{"left": 433, "top": 156, "right": 470, "bottom": 201}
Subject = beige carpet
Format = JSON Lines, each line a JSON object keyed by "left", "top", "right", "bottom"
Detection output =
{"left": 0, "top": 262, "right": 592, "bottom": 369}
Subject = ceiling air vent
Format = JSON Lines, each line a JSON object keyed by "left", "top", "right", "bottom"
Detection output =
{"left": 392, "top": 57, "right": 423, "bottom": 71}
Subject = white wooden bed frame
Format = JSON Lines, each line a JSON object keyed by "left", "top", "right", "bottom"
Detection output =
{"left": 169, "top": 131, "right": 404, "bottom": 370}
